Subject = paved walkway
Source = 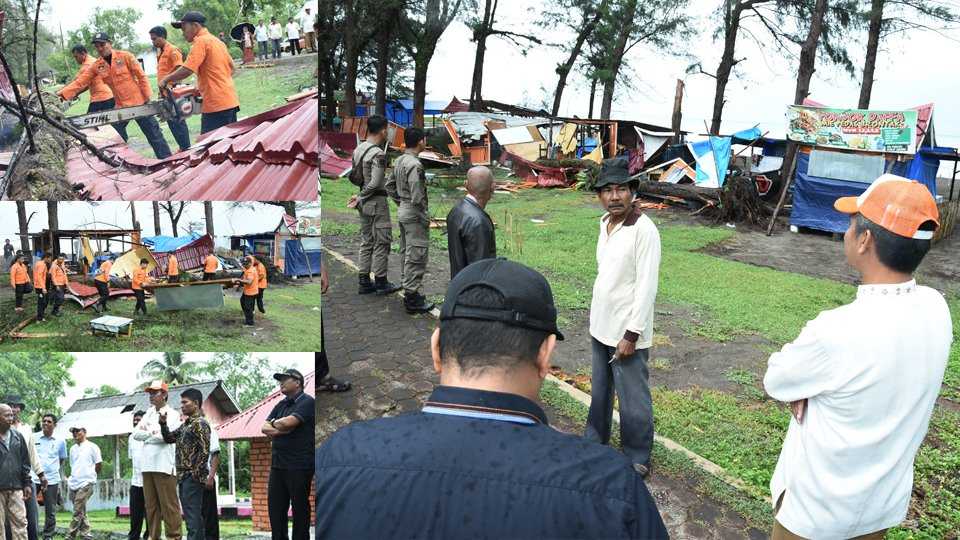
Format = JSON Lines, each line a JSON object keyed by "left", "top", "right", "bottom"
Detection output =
{"left": 320, "top": 252, "right": 771, "bottom": 539}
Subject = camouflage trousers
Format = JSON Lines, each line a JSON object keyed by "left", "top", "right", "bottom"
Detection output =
{"left": 67, "top": 483, "right": 93, "bottom": 540}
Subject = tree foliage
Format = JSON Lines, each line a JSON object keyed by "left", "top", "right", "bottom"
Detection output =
{"left": 138, "top": 352, "right": 202, "bottom": 386}
{"left": 0, "top": 0, "right": 58, "bottom": 82}
{"left": 47, "top": 7, "right": 143, "bottom": 83}
{"left": 202, "top": 352, "right": 281, "bottom": 410}
{"left": 82, "top": 384, "right": 123, "bottom": 398}
{"left": 0, "top": 352, "right": 76, "bottom": 422}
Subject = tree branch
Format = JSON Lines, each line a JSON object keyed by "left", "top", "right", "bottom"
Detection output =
{"left": 0, "top": 52, "right": 36, "bottom": 153}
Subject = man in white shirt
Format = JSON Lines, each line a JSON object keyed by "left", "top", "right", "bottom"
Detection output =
{"left": 764, "top": 174, "right": 952, "bottom": 539}
{"left": 254, "top": 20, "right": 269, "bottom": 61}
{"left": 128, "top": 411, "right": 148, "bottom": 540}
{"left": 285, "top": 18, "right": 301, "bottom": 56}
{"left": 33, "top": 414, "right": 66, "bottom": 540}
{"left": 583, "top": 157, "right": 661, "bottom": 478}
{"left": 268, "top": 18, "right": 283, "bottom": 59}
{"left": 66, "top": 427, "right": 101, "bottom": 540}
{"left": 299, "top": 8, "right": 315, "bottom": 52}
{"left": 131, "top": 382, "right": 182, "bottom": 540}
{"left": 5, "top": 395, "right": 46, "bottom": 540}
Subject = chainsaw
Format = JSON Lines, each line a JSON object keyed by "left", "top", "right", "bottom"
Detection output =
{"left": 65, "top": 85, "right": 202, "bottom": 130}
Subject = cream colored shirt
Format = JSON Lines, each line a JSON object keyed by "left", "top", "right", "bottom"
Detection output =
{"left": 131, "top": 404, "right": 181, "bottom": 476}
{"left": 14, "top": 422, "right": 42, "bottom": 476}
{"left": 764, "top": 280, "right": 952, "bottom": 539}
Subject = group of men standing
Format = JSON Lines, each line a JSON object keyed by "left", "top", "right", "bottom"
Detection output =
{"left": 8, "top": 251, "right": 69, "bottom": 321}
{"left": 57, "top": 10, "right": 240, "bottom": 158}
{"left": 253, "top": 9, "right": 317, "bottom": 61}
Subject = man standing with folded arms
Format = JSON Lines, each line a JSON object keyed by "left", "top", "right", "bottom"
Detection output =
{"left": 584, "top": 157, "right": 661, "bottom": 478}
{"left": 132, "top": 382, "right": 182, "bottom": 540}
{"left": 764, "top": 174, "right": 952, "bottom": 539}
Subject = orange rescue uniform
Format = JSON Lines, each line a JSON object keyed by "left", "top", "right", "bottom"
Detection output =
{"left": 255, "top": 261, "right": 267, "bottom": 289}
{"left": 168, "top": 256, "right": 179, "bottom": 277}
{"left": 156, "top": 43, "right": 184, "bottom": 88}
{"left": 204, "top": 255, "right": 218, "bottom": 273}
{"left": 242, "top": 266, "right": 259, "bottom": 296}
{"left": 132, "top": 267, "right": 150, "bottom": 290}
{"left": 51, "top": 263, "right": 69, "bottom": 286}
{"left": 96, "top": 260, "right": 113, "bottom": 283}
{"left": 182, "top": 27, "right": 240, "bottom": 113}
{"left": 33, "top": 260, "right": 48, "bottom": 291}
{"left": 60, "top": 50, "right": 151, "bottom": 107}
{"left": 57, "top": 54, "right": 114, "bottom": 103}
{"left": 9, "top": 262, "right": 29, "bottom": 287}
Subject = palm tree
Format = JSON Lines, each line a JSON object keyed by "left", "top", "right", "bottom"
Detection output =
{"left": 139, "top": 353, "right": 201, "bottom": 386}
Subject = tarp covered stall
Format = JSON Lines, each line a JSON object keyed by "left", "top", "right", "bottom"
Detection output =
{"left": 283, "top": 238, "right": 321, "bottom": 277}
{"left": 149, "top": 234, "right": 215, "bottom": 279}
{"left": 384, "top": 99, "right": 447, "bottom": 127}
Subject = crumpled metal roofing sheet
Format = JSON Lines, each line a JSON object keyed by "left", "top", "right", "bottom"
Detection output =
{"left": 65, "top": 93, "right": 319, "bottom": 201}
{"left": 320, "top": 143, "right": 351, "bottom": 177}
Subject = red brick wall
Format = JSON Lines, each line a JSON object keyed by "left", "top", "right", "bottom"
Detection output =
{"left": 250, "top": 438, "right": 317, "bottom": 532}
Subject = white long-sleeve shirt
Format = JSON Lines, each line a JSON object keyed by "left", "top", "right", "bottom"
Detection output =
{"left": 589, "top": 207, "right": 661, "bottom": 349}
{"left": 763, "top": 280, "right": 952, "bottom": 539}
{"left": 131, "top": 405, "right": 181, "bottom": 476}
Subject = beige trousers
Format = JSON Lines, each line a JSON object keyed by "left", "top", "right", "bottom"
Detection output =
{"left": 0, "top": 489, "right": 27, "bottom": 540}
{"left": 143, "top": 472, "right": 183, "bottom": 540}
{"left": 772, "top": 492, "right": 887, "bottom": 540}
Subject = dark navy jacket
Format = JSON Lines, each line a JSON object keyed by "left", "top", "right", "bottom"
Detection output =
{"left": 318, "top": 386, "right": 668, "bottom": 539}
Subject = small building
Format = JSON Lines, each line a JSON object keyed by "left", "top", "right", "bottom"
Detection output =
{"left": 54, "top": 380, "right": 241, "bottom": 511}
{"left": 229, "top": 215, "right": 320, "bottom": 277}
{"left": 216, "top": 371, "right": 316, "bottom": 532}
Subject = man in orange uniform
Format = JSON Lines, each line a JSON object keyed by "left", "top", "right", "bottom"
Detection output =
{"left": 50, "top": 254, "right": 69, "bottom": 317}
{"left": 166, "top": 253, "right": 180, "bottom": 283}
{"left": 57, "top": 45, "right": 115, "bottom": 113}
{"left": 59, "top": 33, "right": 172, "bottom": 159}
{"left": 237, "top": 257, "right": 259, "bottom": 326}
{"left": 203, "top": 251, "right": 218, "bottom": 281}
{"left": 94, "top": 255, "right": 113, "bottom": 313}
{"left": 161, "top": 12, "right": 240, "bottom": 134}
{"left": 33, "top": 252, "right": 52, "bottom": 322}
{"left": 149, "top": 26, "right": 191, "bottom": 152}
{"left": 253, "top": 256, "right": 267, "bottom": 314}
{"left": 131, "top": 258, "right": 153, "bottom": 316}
{"left": 9, "top": 252, "right": 29, "bottom": 312}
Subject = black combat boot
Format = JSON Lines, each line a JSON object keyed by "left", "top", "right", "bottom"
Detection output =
{"left": 374, "top": 276, "right": 401, "bottom": 295}
{"left": 403, "top": 291, "right": 435, "bottom": 314}
{"left": 358, "top": 273, "right": 377, "bottom": 294}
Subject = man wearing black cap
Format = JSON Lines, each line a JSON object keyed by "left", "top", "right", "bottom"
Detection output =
{"left": 584, "top": 156, "right": 661, "bottom": 479}
{"left": 317, "top": 258, "right": 667, "bottom": 538}
{"left": 159, "top": 389, "right": 210, "bottom": 540}
{"left": 261, "top": 370, "right": 314, "bottom": 540}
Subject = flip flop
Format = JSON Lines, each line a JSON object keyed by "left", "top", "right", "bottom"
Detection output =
{"left": 319, "top": 377, "right": 351, "bottom": 393}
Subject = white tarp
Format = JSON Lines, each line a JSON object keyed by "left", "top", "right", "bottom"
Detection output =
{"left": 635, "top": 127, "right": 673, "bottom": 162}
{"left": 491, "top": 125, "right": 542, "bottom": 146}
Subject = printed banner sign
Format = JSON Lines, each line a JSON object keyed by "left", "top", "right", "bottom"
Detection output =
{"left": 786, "top": 105, "right": 917, "bottom": 155}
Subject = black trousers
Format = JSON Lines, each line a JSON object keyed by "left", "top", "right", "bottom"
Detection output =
{"left": 113, "top": 116, "right": 172, "bottom": 159}
{"left": 14, "top": 283, "right": 27, "bottom": 307}
{"left": 256, "top": 289, "right": 265, "bottom": 313}
{"left": 51, "top": 285, "right": 65, "bottom": 315}
{"left": 287, "top": 38, "right": 301, "bottom": 55}
{"left": 128, "top": 485, "right": 147, "bottom": 540}
{"left": 200, "top": 107, "right": 239, "bottom": 134}
{"left": 95, "top": 280, "right": 110, "bottom": 309}
{"left": 36, "top": 482, "right": 57, "bottom": 540}
{"left": 203, "top": 272, "right": 216, "bottom": 281}
{"left": 36, "top": 289, "right": 47, "bottom": 320}
{"left": 241, "top": 294, "right": 256, "bottom": 325}
{"left": 201, "top": 485, "right": 219, "bottom": 540}
{"left": 134, "top": 289, "right": 147, "bottom": 315}
{"left": 319, "top": 315, "right": 328, "bottom": 380}
{"left": 267, "top": 468, "right": 313, "bottom": 540}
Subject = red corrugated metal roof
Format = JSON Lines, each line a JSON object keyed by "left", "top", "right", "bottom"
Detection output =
{"left": 320, "top": 143, "right": 351, "bottom": 177}
{"left": 149, "top": 234, "right": 214, "bottom": 278}
{"left": 65, "top": 93, "right": 319, "bottom": 201}
{"left": 216, "top": 370, "right": 315, "bottom": 441}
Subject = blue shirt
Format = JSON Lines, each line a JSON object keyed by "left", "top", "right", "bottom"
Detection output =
{"left": 33, "top": 434, "right": 67, "bottom": 484}
{"left": 317, "top": 386, "right": 668, "bottom": 539}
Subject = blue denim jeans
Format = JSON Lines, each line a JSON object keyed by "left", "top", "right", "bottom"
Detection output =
{"left": 584, "top": 337, "right": 654, "bottom": 468}
{"left": 166, "top": 118, "right": 191, "bottom": 152}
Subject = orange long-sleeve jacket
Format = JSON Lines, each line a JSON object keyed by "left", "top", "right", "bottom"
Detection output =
{"left": 57, "top": 54, "right": 114, "bottom": 103}
{"left": 60, "top": 50, "right": 151, "bottom": 107}
{"left": 51, "top": 262, "right": 69, "bottom": 286}
{"left": 33, "top": 260, "right": 48, "bottom": 291}
{"left": 9, "top": 261, "right": 29, "bottom": 287}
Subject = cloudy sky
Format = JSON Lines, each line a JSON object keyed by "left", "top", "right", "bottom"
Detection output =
{"left": 368, "top": 0, "right": 960, "bottom": 172}
{"left": 59, "top": 352, "right": 314, "bottom": 410}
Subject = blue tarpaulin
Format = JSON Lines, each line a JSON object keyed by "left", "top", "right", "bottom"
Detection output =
{"left": 284, "top": 240, "right": 321, "bottom": 277}
{"left": 689, "top": 137, "right": 732, "bottom": 187}
{"left": 730, "top": 127, "right": 762, "bottom": 145}
{"left": 142, "top": 233, "right": 202, "bottom": 253}
{"left": 384, "top": 99, "right": 447, "bottom": 127}
{"left": 790, "top": 150, "right": 941, "bottom": 233}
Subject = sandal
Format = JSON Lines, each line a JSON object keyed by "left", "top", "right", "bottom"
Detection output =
{"left": 319, "top": 377, "right": 351, "bottom": 392}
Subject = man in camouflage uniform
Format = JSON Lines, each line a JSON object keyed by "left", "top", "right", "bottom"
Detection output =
{"left": 351, "top": 115, "right": 400, "bottom": 296}
{"left": 386, "top": 127, "right": 435, "bottom": 314}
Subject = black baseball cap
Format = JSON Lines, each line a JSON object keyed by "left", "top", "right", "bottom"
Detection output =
{"left": 172, "top": 11, "right": 206, "bottom": 28}
{"left": 91, "top": 32, "right": 111, "bottom": 44}
{"left": 273, "top": 368, "right": 305, "bottom": 386}
{"left": 440, "top": 258, "right": 564, "bottom": 340}
{"left": 594, "top": 156, "right": 632, "bottom": 190}
{"left": 3, "top": 395, "right": 25, "bottom": 409}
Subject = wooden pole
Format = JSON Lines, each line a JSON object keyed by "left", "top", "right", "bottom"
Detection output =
{"left": 671, "top": 79, "right": 684, "bottom": 144}
{"left": 765, "top": 148, "right": 799, "bottom": 236}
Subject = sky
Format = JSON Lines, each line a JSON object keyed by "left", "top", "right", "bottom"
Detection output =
{"left": 0, "top": 201, "right": 320, "bottom": 249}
{"left": 369, "top": 0, "right": 960, "bottom": 173}
{"left": 58, "top": 352, "right": 315, "bottom": 410}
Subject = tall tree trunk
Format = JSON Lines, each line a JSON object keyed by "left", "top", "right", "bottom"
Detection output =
{"left": 16, "top": 201, "right": 29, "bottom": 254}
{"left": 129, "top": 202, "right": 138, "bottom": 230}
{"left": 46, "top": 201, "right": 57, "bottom": 256}
{"left": 469, "top": 0, "right": 495, "bottom": 111}
{"left": 858, "top": 0, "right": 884, "bottom": 109}
{"left": 152, "top": 201, "right": 162, "bottom": 235}
{"left": 551, "top": 1, "right": 606, "bottom": 117}
{"left": 282, "top": 201, "right": 297, "bottom": 218}
{"left": 341, "top": 0, "right": 361, "bottom": 117}
{"left": 711, "top": 1, "right": 746, "bottom": 134}
{"left": 412, "top": 47, "right": 434, "bottom": 128}
{"left": 204, "top": 202, "right": 215, "bottom": 238}
{"left": 588, "top": 77, "right": 597, "bottom": 118}
{"left": 599, "top": 0, "right": 637, "bottom": 120}
{"left": 374, "top": 32, "right": 391, "bottom": 116}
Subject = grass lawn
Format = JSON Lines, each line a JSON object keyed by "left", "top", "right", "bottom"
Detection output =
{"left": 323, "top": 176, "right": 960, "bottom": 538}
{"left": 0, "top": 282, "right": 321, "bottom": 352}
{"left": 60, "top": 59, "right": 316, "bottom": 157}
{"left": 54, "top": 509, "right": 253, "bottom": 537}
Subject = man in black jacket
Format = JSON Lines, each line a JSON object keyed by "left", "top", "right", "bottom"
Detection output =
{"left": 317, "top": 259, "right": 667, "bottom": 539}
{"left": 0, "top": 403, "right": 31, "bottom": 539}
{"left": 446, "top": 166, "right": 496, "bottom": 279}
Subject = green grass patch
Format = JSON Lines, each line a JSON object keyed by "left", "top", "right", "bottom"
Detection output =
{"left": 54, "top": 509, "right": 252, "bottom": 537}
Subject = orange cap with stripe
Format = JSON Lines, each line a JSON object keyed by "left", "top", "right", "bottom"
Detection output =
{"left": 834, "top": 174, "right": 939, "bottom": 240}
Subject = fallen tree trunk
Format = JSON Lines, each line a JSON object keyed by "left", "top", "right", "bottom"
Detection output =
{"left": 636, "top": 180, "right": 720, "bottom": 205}
{"left": 2, "top": 92, "right": 74, "bottom": 200}
{"left": 637, "top": 178, "right": 778, "bottom": 227}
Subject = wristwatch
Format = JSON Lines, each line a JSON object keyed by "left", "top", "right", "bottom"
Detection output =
{"left": 269, "top": 419, "right": 276, "bottom": 428}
